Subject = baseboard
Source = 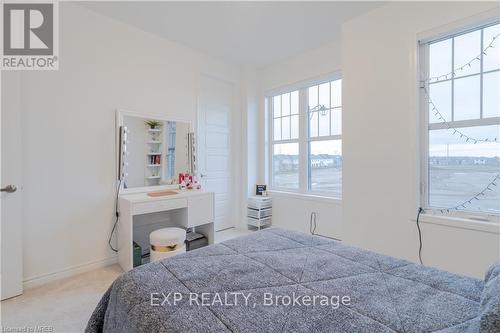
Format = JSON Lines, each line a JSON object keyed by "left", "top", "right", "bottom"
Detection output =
{"left": 23, "top": 255, "right": 118, "bottom": 290}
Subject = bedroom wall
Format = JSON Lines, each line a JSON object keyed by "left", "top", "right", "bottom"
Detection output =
{"left": 342, "top": 1, "right": 500, "bottom": 278}
{"left": 7, "top": 3, "right": 241, "bottom": 287}
{"left": 257, "top": 42, "right": 344, "bottom": 239}
{"left": 240, "top": 67, "right": 263, "bottom": 228}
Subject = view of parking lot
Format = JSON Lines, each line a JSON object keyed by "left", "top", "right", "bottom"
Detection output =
{"left": 273, "top": 154, "right": 499, "bottom": 214}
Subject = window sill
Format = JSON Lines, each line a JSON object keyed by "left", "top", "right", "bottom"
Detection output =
{"left": 413, "top": 213, "right": 500, "bottom": 234}
{"left": 267, "top": 190, "right": 342, "bottom": 205}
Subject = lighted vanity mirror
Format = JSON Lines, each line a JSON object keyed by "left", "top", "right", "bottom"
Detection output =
{"left": 117, "top": 111, "right": 192, "bottom": 189}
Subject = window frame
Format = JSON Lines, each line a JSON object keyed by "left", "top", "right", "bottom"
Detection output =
{"left": 419, "top": 22, "right": 500, "bottom": 221}
{"left": 267, "top": 72, "right": 342, "bottom": 198}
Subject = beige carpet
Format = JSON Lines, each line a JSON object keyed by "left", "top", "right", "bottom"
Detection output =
{"left": 0, "top": 228, "right": 253, "bottom": 332}
{"left": 1, "top": 265, "right": 122, "bottom": 333}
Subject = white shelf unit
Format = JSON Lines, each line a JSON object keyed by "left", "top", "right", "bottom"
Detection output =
{"left": 145, "top": 126, "right": 163, "bottom": 185}
{"left": 247, "top": 196, "right": 272, "bottom": 230}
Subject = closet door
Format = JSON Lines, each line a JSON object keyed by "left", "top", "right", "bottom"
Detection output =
{"left": 197, "top": 75, "right": 235, "bottom": 231}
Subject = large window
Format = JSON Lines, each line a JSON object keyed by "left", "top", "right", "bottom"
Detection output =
{"left": 308, "top": 81, "right": 342, "bottom": 195}
{"left": 421, "top": 22, "right": 500, "bottom": 216}
{"left": 270, "top": 77, "right": 342, "bottom": 197}
{"left": 272, "top": 91, "right": 299, "bottom": 189}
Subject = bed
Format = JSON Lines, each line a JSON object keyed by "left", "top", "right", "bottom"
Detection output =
{"left": 86, "top": 227, "right": 499, "bottom": 332}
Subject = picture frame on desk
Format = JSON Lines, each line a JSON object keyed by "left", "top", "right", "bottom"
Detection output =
{"left": 255, "top": 184, "right": 267, "bottom": 196}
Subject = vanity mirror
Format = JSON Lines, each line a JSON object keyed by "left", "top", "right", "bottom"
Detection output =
{"left": 117, "top": 110, "right": 193, "bottom": 189}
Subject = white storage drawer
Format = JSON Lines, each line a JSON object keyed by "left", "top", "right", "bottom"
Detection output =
{"left": 247, "top": 216, "right": 272, "bottom": 228}
{"left": 247, "top": 207, "right": 272, "bottom": 219}
{"left": 248, "top": 197, "right": 272, "bottom": 210}
{"left": 133, "top": 198, "right": 187, "bottom": 215}
{"left": 188, "top": 194, "right": 214, "bottom": 227}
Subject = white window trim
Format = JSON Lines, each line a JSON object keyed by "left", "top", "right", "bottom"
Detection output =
{"left": 418, "top": 20, "right": 500, "bottom": 223}
{"left": 266, "top": 72, "right": 342, "bottom": 198}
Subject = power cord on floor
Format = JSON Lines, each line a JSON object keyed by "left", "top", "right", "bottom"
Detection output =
{"left": 108, "top": 179, "right": 123, "bottom": 253}
{"left": 310, "top": 212, "right": 317, "bottom": 235}
{"left": 416, "top": 207, "right": 424, "bottom": 265}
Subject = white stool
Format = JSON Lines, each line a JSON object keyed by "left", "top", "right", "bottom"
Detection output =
{"left": 150, "top": 227, "right": 186, "bottom": 262}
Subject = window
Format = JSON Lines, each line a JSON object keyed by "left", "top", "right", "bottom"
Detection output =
{"left": 269, "top": 77, "right": 342, "bottom": 197}
{"left": 271, "top": 91, "right": 300, "bottom": 189}
{"left": 420, "top": 22, "right": 500, "bottom": 216}
{"left": 307, "top": 81, "right": 342, "bottom": 196}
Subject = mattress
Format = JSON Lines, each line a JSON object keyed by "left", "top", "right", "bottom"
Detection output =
{"left": 86, "top": 227, "right": 499, "bottom": 332}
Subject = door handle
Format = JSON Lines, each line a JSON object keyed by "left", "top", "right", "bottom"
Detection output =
{"left": 1, "top": 185, "right": 17, "bottom": 193}
{"left": 200, "top": 174, "right": 207, "bottom": 178}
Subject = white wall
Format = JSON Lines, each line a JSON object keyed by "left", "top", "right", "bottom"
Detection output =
{"left": 257, "top": 2, "right": 499, "bottom": 278}
{"left": 6, "top": 3, "right": 241, "bottom": 286}
{"left": 257, "top": 41, "right": 343, "bottom": 239}
{"left": 259, "top": 41, "right": 341, "bottom": 92}
{"left": 239, "top": 66, "right": 264, "bottom": 227}
{"left": 341, "top": 1, "right": 499, "bottom": 278}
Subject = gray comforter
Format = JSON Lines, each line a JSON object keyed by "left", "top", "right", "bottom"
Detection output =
{"left": 86, "top": 228, "right": 500, "bottom": 332}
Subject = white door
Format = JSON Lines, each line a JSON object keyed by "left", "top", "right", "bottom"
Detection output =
{"left": 1, "top": 72, "right": 23, "bottom": 300}
{"left": 198, "top": 75, "right": 235, "bottom": 231}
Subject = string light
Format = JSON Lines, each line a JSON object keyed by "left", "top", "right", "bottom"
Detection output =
{"left": 425, "top": 173, "right": 500, "bottom": 214}
{"left": 426, "top": 32, "right": 500, "bottom": 83}
{"left": 422, "top": 86, "right": 499, "bottom": 143}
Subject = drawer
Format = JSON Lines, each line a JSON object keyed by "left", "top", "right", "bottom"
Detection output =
{"left": 247, "top": 216, "right": 272, "bottom": 228}
{"left": 188, "top": 194, "right": 214, "bottom": 227}
{"left": 133, "top": 198, "right": 187, "bottom": 215}
{"left": 247, "top": 207, "right": 272, "bottom": 219}
{"left": 248, "top": 198, "right": 272, "bottom": 210}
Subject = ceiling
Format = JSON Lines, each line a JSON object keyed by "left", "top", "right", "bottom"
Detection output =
{"left": 79, "top": 1, "right": 384, "bottom": 68}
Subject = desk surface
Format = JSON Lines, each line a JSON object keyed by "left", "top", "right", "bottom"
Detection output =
{"left": 120, "top": 190, "right": 212, "bottom": 204}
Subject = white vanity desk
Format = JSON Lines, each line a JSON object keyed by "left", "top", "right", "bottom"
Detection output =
{"left": 118, "top": 189, "right": 214, "bottom": 271}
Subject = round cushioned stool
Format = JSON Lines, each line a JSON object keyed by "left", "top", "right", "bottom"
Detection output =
{"left": 150, "top": 227, "right": 186, "bottom": 262}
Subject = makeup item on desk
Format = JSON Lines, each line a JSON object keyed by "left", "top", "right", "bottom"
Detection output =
{"left": 179, "top": 173, "right": 193, "bottom": 187}
{"left": 179, "top": 172, "right": 190, "bottom": 184}
{"left": 193, "top": 176, "right": 201, "bottom": 190}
